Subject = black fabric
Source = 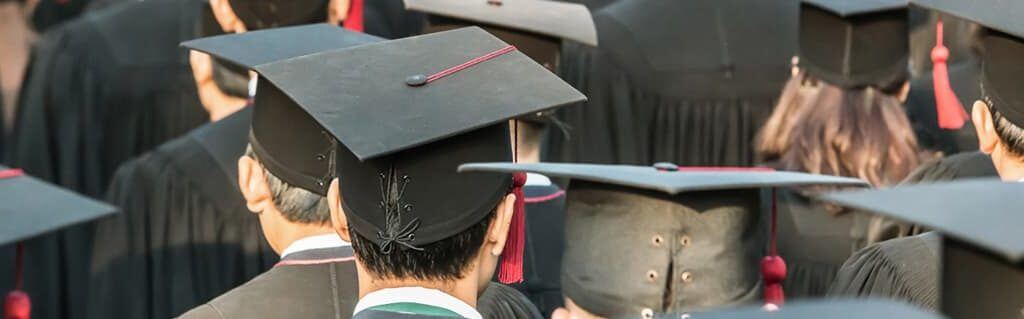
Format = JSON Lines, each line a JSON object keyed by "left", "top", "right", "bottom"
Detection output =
{"left": 545, "top": 0, "right": 797, "bottom": 166}
{"left": 226, "top": 0, "right": 327, "bottom": 30}
{"left": 479, "top": 283, "right": 544, "bottom": 319}
{"left": 799, "top": 3, "right": 908, "bottom": 88}
{"left": 178, "top": 259, "right": 359, "bottom": 319}
{"left": 510, "top": 182, "right": 566, "bottom": 317}
{"left": 4, "top": 1, "right": 208, "bottom": 318}
{"left": 364, "top": 0, "right": 426, "bottom": 39}
{"left": 828, "top": 232, "right": 941, "bottom": 311}
{"left": 775, "top": 190, "right": 868, "bottom": 299}
{"left": 561, "top": 182, "right": 764, "bottom": 317}
{"left": 905, "top": 60, "right": 981, "bottom": 155}
{"left": 89, "top": 107, "right": 277, "bottom": 319}
{"left": 942, "top": 235, "right": 1024, "bottom": 318}
{"left": 902, "top": 151, "right": 997, "bottom": 183}
{"left": 980, "top": 30, "right": 1024, "bottom": 127}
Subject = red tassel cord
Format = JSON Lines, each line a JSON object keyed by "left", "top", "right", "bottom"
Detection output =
{"left": 932, "top": 19, "right": 969, "bottom": 130}
{"left": 5, "top": 244, "right": 30, "bottom": 319}
{"left": 342, "top": 0, "right": 364, "bottom": 32}
{"left": 761, "top": 188, "right": 786, "bottom": 307}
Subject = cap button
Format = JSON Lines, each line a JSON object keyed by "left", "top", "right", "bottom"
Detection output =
{"left": 405, "top": 74, "right": 428, "bottom": 87}
{"left": 653, "top": 162, "right": 679, "bottom": 172}
{"left": 487, "top": 0, "right": 503, "bottom": 6}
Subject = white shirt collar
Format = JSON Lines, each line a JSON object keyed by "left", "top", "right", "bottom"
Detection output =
{"left": 525, "top": 172, "right": 552, "bottom": 186}
{"left": 279, "top": 233, "right": 350, "bottom": 259}
{"left": 353, "top": 286, "right": 482, "bottom": 319}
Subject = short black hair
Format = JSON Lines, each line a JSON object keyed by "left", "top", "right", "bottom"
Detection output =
{"left": 350, "top": 210, "right": 496, "bottom": 281}
{"left": 245, "top": 146, "right": 330, "bottom": 225}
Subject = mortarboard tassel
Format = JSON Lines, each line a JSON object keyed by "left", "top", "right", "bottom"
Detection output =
{"left": 5, "top": 244, "right": 30, "bottom": 319}
{"left": 342, "top": 0, "right": 364, "bottom": 32}
{"left": 761, "top": 188, "right": 786, "bottom": 308}
{"left": 498, "top": 120, "right": 526, "bottom": 284}
{"left": 932, "top": 19, "right": 969, "bottom": 130}
{"left": 498, "top": 172, "right": 527, "bottom": 284}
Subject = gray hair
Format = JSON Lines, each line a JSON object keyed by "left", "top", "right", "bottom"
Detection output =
{"left": 245, "top": 145, "right": 330, "bottom": 225}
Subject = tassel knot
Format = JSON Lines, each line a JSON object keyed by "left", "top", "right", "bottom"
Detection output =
{"left": 931, "top": 19, "right": 969, "bottom": 130}
{"left": 761, "top": 255, "right": 787, "bottom": 307}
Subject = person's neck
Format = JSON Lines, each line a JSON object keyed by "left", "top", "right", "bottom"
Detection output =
{"left": 517, "top": 142, "right": 541, "bottom": 164}
{"left": 357, "top": 268, "right": 480, "bottom": 308}
{"left": 269, "top": 222, "right": 337, "bottom": 256}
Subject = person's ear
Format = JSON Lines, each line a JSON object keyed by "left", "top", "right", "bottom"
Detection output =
{"left": 327, "top": 178, "right": 352, "bottom": 242}
{"left": 327, "top": 0, "right": 351, "bottom": 25}
{"left": 486, "top": 193, "right": 517, "bottom": 257}
{"left": 208, "top": 0, "right": 247, "bottom": 33}
{"left": 238, "top": 155, "right": 271, "bottom": 213}
{"left": 897, "top": 81, "right": 911, "bottom": 103}
{"left": 973, "top": 100, "right": 999, "bottom": 154}
{"left": 551, "top": 308, "right": 570, "bottom": 319}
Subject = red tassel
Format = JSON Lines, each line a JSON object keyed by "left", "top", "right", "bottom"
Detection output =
{"left": 342, "top": 0, "right": 364, "bottom": 32}
{"left": 4, "top": 292, "right": 30, "bottom": 319}
{"left": 762, "top": 188, "right": 786, "bottom": 307}
{"left": 761, "top": 256, "right": 787, "bottom": 306}
{"left": 5, "top": 244, "right": 29, "bottom": 319}
{"left": 932, "top": 19, "right": 969, "bottom": 130}
{"left": 498, "top": 172, "right": 527, "bottom": 284}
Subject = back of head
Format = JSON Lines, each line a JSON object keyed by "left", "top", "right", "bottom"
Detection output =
{"left": 246, "top": 146, "right": 330, "bottom": 224}
{"left": 778, "top": 79, "right": 924, "bottom": 186}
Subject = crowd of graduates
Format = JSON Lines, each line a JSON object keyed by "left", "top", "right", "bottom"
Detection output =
{"left": 0, "top": 0, "right": 1021, "bottom": 318}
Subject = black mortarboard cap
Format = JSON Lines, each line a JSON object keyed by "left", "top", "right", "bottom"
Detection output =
{"left": 406, "top": 0, "right": 597, "bottom": 72}
{"left": 253, "top": 27, "right": 585, "bottom": 248}
{"left": 0, "top": 166, "right": 118, "bottom": 246}
{"left": 226, "top": 0, "right": 329, "bottom": 30}
{"left": 799, "top": 0, "right": 909, "bottom": 88}
{"left": 652, "top": 299, "right": 942, "bottom": 319}
{"left": 912, "top": 0, "right": 1024, "bottom": 127}
{"left": 182, "top": 24, "right": 384, "bottom": 195}
{"left": 459, "top": 162, "right": 866, "bottom": 317}
{"left": 818, "top": 179, "right": 1023, "bottom": 319}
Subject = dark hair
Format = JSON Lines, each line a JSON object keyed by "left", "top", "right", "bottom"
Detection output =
{"left": 984, "top": 96, "right": 1024, "bottom": 157}
{"left": 245, "top": 146, "right": 330, "bottom": 225}
{"left": 350, "top": 210, "right": 496, "bottom": 281}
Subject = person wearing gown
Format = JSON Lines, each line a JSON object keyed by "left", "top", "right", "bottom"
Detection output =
{"left": 546, "top": 0, "right": 797, "bottom": 166}
{"left": 829, "top": 0, "right": 1024, "bottom": 311}
{"left": 750, "top": 0, "right": 928, "bottom": 300}
{"left": 87, "top": 4, "right": 387, "bottom": 317}
{"left": 402, "top": 1, "right": 597, "bottom": 315}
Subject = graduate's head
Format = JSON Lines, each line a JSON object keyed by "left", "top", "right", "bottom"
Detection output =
{"left": 972, "top": 30, "right": 1024, "bottom": 180}
{"left": 194, "top": 0, "right": 364, "bottom": 121}
{"left": 239, "top": 145, "right": 332, "bottom": 254}
{"left": 755, "top": 69, "right": 822, "bottom": 163}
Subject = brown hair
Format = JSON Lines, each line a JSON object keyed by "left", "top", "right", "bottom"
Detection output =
{"left": 757, "top": 73, "right": 925, "bottom": 186}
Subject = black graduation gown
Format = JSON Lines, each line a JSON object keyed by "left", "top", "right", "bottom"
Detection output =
{"left": 479, "top": 283, "right": 544, "bottom": 319}
{"left": 177, "top": 246, "right": 359, "bottom": 319}
{"left": 545, "top": 0, "right": 796, "bottom": 166}
{"left": 904, "top": 60, "right": 981, "bottom": 155}
{"left": 3, "top": 2, "right": 208, "bottom": 318}
{"left": 364, "top": 0, "right": 425, "bottom": 39}
{"left": 827, "top": 232, "right": 941, "bottom": 310}
{"left": 775, "top": 190, "right": 868, "bottom": 299}
{"left": 88, "top": 107, "right": 278, "bottom": 319}
{"left": 510, "top": 179, "right": 567, "bottom": 317}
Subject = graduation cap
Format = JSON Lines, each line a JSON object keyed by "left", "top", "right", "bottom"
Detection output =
{"left": 182, "top": 24, "right": 384, "bottom": 195}
{"left": 406, "top": 0, "right": 597, "bottom": 71}
{"left": 224, "top": 0, "right": 365, "bottom": 31}
{"left": 912, "top": 0, "right": 1024, "bottom": 129}
{"left": 0, "top": 166, "right": 118, "bottom": 319}
{"left": 459, "top": 162, "right": 867, "bottom": 317}
{"left": 251, "top": 27, "right": 585, "bottom": 283}
{"left": 799, "top": 0, "right": 909, "bottom": 88}
{"left": 818, "top": 179, "right": 1023, "bottom": 319}
{"left": 652, "top": 299, "right": 942, "bottom": 319}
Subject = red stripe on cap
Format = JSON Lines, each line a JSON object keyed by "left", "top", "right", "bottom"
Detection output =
{"left": 524, "top": 190, "right": 565, "bottom": 204}
{"left": 427, "top": 46, "right": 517, "bottom": 84}
{"left": 0, "top": 169, "right": 24, "bottom": 179}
